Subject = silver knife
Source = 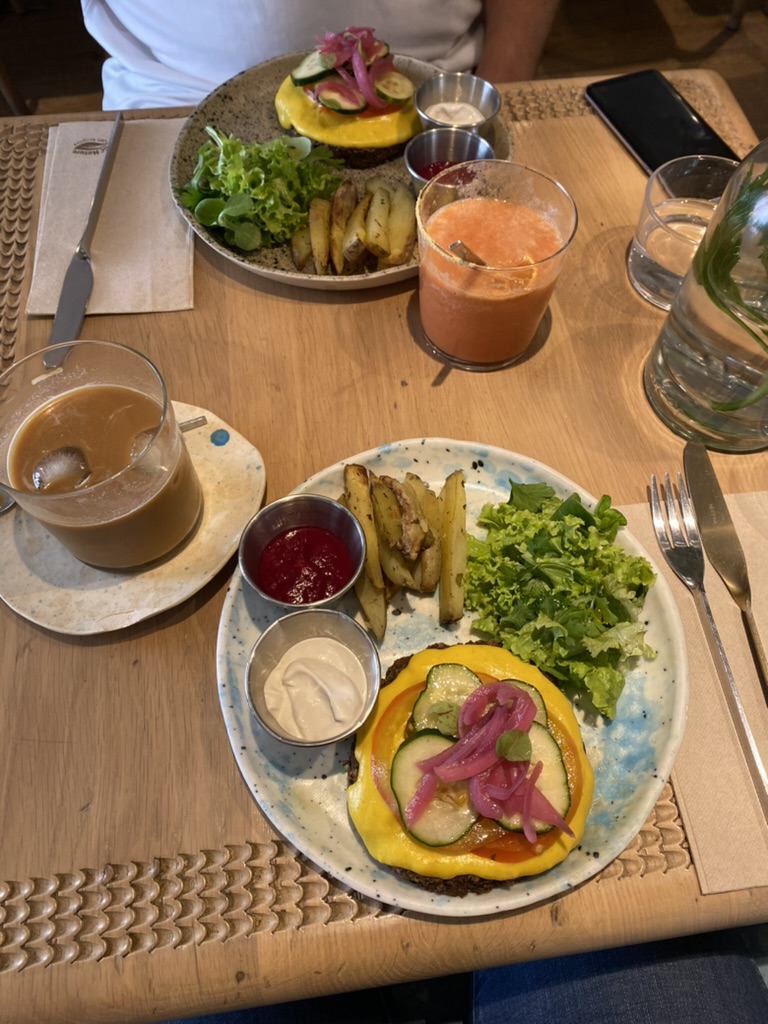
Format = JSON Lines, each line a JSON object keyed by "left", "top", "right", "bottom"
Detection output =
{"left": 683, "top": 440, "right": 768, "bottom": 704}
{"left": 47, "top": 112, "right": 124, "bottom": 362}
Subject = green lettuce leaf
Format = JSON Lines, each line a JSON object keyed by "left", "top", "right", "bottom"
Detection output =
{"left": 177, "top": 127, "right": 343, "bottom": 250}
{"left": 465, "top": 482, "right": 656, "bottom": 719}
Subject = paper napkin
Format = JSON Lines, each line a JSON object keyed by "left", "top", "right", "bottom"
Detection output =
{"left": 27, "top": 118, "right": 193, "bottom": 317}
{"left": 623, "top": 491, "right": 768, "bottom": 895}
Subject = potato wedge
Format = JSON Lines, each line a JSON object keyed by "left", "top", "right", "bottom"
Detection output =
{"left": 290, "top": 224, "right": 313, "bottom": 272}
{"left": 308, "top": 197, "right": 332, "bottom": 275}
{"left": 364, "top": 176, "right": 391, "bottom": 197}
{"left": 342, "top": 192, "right": 372, "bottom": 264}
{"left": 380, "top": 474, "right": 430, "bottom": 561}
{"left": 364, "top": 185, "right": 391, "bottom": 258}
{"left": 369, "top": 475, "right": 403, "bottom": 550}
{"left": 330, "top": 179, "right": 358, "bottom": 275}
{"left": 370, "top": 476, "right": 417, "bottom": 587}
{"left": 399, "top": 477, "right": 434, "bottom": 547}
{"left": 354, "top": 570, "right": 387, "bottom": 641}
{"left": 377, "top": 183, "right": 416, "bottom": 268}
{"left": 377, "top": 539, "right": 416, "bottom": 589}
{"left": 343, "top": 464, "right": 384, "bottom": 591}
{"left": 439, "top": 469, "right": 466, "bottom": 624}
{"left": 411, "top": 548, "right": 439, "bottom": 593}
{"left": 405, "top": 473, "right": 441, "bottom": 592}
{"left": 405, "top": 473, "right": 441, "bottom": 535}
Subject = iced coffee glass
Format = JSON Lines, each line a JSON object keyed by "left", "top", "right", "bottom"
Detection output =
{"left": 415, "top": 160, "right": 577, "bottom": 370}
{"left": 0, "top": 340, "right": 203, "bottom": 569}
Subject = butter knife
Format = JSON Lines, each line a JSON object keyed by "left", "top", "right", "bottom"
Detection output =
{"left": 47, "top": 112, "right": 124, "bottom": 361}
{"left": 683, "top": 440, "right": 768, "bottom": 704}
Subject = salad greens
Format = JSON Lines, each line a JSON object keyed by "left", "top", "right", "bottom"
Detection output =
{"left": 465, "top": 481, "right": 656, "bottom": 720}
{"left": 178, "top": 127, "right": 342, "bottom": 251}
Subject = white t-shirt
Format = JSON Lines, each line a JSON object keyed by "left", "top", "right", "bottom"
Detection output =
{"left": 81, "top": 0, "right": 485, "bottom": 110}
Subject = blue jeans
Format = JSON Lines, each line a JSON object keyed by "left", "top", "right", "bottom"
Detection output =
{"left": 164, "top": 929, "right": 768, "bottom": 1024}
{"left": 472, "top": 930, "right": 768, "bottom": 1024}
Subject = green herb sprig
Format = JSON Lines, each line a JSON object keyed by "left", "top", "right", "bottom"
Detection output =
{"left": 694, "top": 163, "right": 768, "bottom": 411}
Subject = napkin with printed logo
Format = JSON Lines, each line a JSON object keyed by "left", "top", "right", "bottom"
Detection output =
{"left": 623, "top": 491, "right": 768, "bottom": 895}
{"left": 27, "top": 118, "right": 193, "bottom": 317}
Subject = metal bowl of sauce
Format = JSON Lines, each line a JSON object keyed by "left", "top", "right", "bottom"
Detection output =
{"left": 239, "top": 493, "right": 365, "bottom": 610}
{"left": 245, "top": 608, "right": 381, "bottom": 746}
{"left": 414, "top": 72, "right": 500, "bottom": 136}
{"left": 404, "top": 126, "right": 494, "bottom": 193}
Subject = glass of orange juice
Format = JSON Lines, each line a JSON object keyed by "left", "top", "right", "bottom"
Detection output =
{"left": 415, "top": 160, "right": 578, "bottom": 370}
{"left": 0, "top": 340, "right": 203, "bottom": 570}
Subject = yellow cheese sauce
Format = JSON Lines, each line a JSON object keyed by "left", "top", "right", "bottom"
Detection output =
{"left": 347, "top": 644, "right": 594, "bottom": 881}
{"left": 274, "top": 76, "right": 421, "bottom": 149}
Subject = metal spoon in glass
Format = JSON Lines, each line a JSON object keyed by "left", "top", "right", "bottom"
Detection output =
{"left": 449, "top": 239, "right": 486, "bottom": 265}
{"left": 0, "top": 415, "right": 208, "bottom": 513}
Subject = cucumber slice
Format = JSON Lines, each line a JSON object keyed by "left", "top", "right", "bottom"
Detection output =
{"left": 315, "top": 76, "right": 367, "bottom": 113}
{"left": 411, "top": 663, "right": 481, "bottom": 736}
{"left": 391, "top": 731, "right": 479, "bottom": 846}
{"left": 501, "top": 678, "right": 548, "bottom": 727}
{"left": 365, "top": 40, "right": 391, "bottom": 65}
{"left": 290, "top": 50, "right": 336, "bottom": 86}
{"left": 498, "top": 721, "right": 570, "bottom": 834}
{"left": 373, "top": 70, "right": 414, "bottom": 105}
{"left": 411, "top": 666, "right": 546, "bottom": 736}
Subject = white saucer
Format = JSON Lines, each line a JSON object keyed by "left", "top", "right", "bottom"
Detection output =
{"left": 0, "top": 402, "right": 266, "bottom": 634}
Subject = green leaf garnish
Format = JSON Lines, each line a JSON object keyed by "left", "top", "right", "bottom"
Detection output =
{"left": 496, "top": 729, "right": 532, "bottom": 763}
{"left": 193, "top": 197, "right": 226, "bottom": 226}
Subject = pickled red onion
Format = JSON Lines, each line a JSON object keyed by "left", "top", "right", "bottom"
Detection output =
{"left": 404, "top": 681, "right": 573, "bottom": 839}
{"left": 314, "top": 26, "right": 388, "bottom": 110}
{"left": 404, "top": 768, "right": 438, "bottom": 828}
{"left": 350, "top": 44, "right": 387, "bottom": 109}
{"left": 459, "top": 681, "right": 537, "bottom": 733}
{"left": 499, "top": 772, "right": 574, "bottom": 842}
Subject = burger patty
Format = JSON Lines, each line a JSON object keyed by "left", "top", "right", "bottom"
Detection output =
{"left": 326, "top": 140, "right": 408, "bottom": 170}
{"left": 284, "top": 125, "right": 408, "bottom": 170}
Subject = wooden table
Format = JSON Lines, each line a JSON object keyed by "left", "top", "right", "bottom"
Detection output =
{"left": 1, "top": 71, "right": 766, "bottom": 1024}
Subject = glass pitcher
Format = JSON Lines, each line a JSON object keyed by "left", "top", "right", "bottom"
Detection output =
{"left": 643, "top": 137, "right": 768, "bottom": 453}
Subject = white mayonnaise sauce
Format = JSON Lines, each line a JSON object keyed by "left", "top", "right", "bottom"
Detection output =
{"left": 424, "top": 101, "right": 485, "bottom": 126}
{"left": 263, "top": 637, "right": 368, "bottom": 741}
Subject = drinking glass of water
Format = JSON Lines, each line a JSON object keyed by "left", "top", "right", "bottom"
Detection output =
{"left": 627, "top": 154, "right": 738, "bottom": 311}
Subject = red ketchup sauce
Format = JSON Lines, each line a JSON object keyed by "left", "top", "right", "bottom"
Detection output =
{"left": 416, "top": 159, "right": 456, "bottom": 181}
{"left": 254, "top": 526, "right": 355, "bottom": 604}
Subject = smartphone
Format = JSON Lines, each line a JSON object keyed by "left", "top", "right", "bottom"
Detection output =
{"left": 584, "top": 69, "right": 738, "bottom": 173}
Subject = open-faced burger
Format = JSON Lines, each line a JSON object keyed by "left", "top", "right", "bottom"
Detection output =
{"left": 274, "top": 26, "right": 422, "bottom": 168}
{"left": 347, "top": 643, "right": 594, "bottom": 896}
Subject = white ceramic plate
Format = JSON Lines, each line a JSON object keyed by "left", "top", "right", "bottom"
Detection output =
{"left": 170, "top": 54, "right": 509, "bottom": 291}
{"left": 0, "top": 403, "right": 265, "bottom": 635}
{"left": 215, "top": 438, "right": 687, "bottom": 917}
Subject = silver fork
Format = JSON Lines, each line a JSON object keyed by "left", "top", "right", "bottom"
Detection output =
{"left": 650, "top": 473, "right": 768, "bottom": 821}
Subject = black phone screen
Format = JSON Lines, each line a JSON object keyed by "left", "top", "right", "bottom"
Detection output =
{"left": 584, "top": 70, "right": 738, "bottom": 173}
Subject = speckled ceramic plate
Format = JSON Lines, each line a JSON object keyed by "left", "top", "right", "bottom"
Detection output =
{"left": 0, "top": 404, "right": 265, "bottom": 635}
{"left": 216, "top": 438, "right": 687, "bottom": 917}
{"left": 169, "top": 53, "right": 510, "bottom": 291}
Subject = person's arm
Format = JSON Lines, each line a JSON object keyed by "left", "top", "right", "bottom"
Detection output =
{"left": 475, "top": 0, "right": 559, "bottom": 83}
